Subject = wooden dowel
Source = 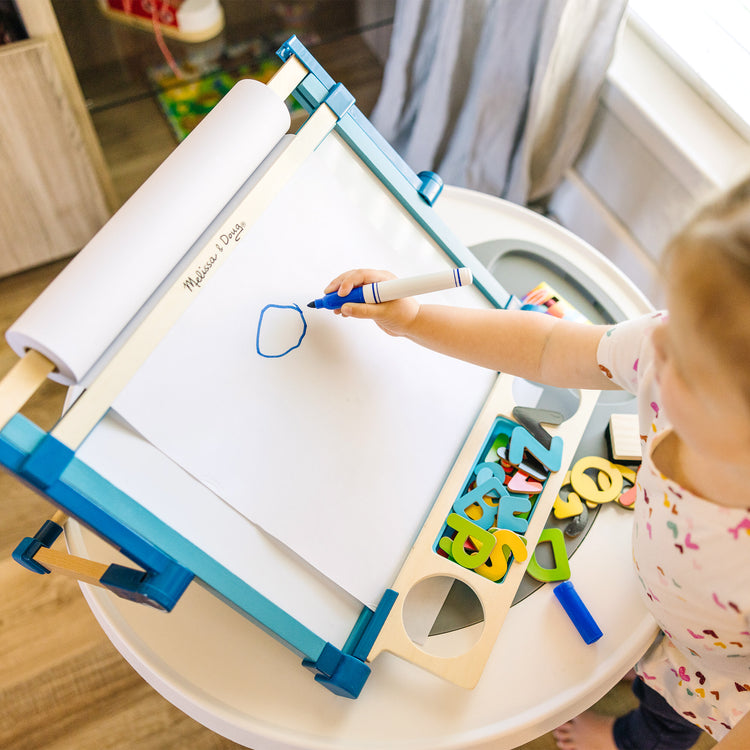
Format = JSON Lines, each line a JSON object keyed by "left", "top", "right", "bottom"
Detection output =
{"left": 266, "top": 55, "right": 308, "bottom": 101}
{"left": 0, "top": 350, "right": 56, "bottom": 431}
{"left": 33, "top": 546, "right": 110, "bottom": 588}
{"left": 50, "top": 510, "right": 68, "bottom": 527}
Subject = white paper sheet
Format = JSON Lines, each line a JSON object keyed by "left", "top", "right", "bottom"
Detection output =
{"left": 113, "top": 134, "right": 497, "bottom": 607}
{"left": 75, "top": 413, "right": 363, "bottom": 644}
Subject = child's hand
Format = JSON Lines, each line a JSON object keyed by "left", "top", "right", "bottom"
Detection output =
{"left": 324, "top": 269, "right": 420, "bottom": 338}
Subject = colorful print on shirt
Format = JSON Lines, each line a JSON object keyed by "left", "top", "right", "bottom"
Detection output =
{"left": 597, "top": 312, "right": 750, "bottom": 740}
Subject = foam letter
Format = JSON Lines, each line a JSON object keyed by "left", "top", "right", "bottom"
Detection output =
{"left": 495, "top": 494, "right": 532, "bottom": 534}
{"left": 438, "top": 514, "right": 496, "bottom": 569}
{"left": 476, "top": 529, "right": 528, "bottom": 582}
{"left": 570, "top": 456, "right": 623, "bottom": 505}
{"left": 553, "top": 471, "right": 584, "bottom": 519}
{"left": 453, "top": 478, "right": 507, "bottom": 529}
{"left": 526, "top": 527, "right": 571, "bottom": 582}
{"left": 508, "top": 425, "right": 563, "bottom": 472}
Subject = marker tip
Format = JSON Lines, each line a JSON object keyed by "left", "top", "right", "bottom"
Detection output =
{"left": 306, "top": 301, "right": 316, "bottom": 308}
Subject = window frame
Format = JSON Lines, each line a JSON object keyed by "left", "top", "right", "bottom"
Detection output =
{"left": 626, "top": 0, "right": 750, "bottom": 140}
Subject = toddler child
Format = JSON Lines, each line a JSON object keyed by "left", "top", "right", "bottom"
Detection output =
{"left": 324, "top": 176, "right": 750, "bottom": 749}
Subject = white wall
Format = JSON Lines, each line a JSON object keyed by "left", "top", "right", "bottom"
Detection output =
{"left": 549, "top": 19, "right": 750, "bottom": 305}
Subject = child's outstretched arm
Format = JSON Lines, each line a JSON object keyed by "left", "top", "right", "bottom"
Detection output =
{"left": 325, "top": 269, "right": 619, "bottom": 391}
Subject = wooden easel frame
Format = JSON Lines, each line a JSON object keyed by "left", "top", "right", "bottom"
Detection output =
{"left": 1, "top": 36, "right": 598, "bottom": 698}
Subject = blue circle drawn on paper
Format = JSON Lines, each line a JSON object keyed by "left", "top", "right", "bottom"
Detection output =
{"left": 256, "top": 303, "right": 308, "bottom": 358}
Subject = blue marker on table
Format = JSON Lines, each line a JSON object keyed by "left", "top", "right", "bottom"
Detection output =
{"left": 307, "top": 268, "right": 473, "bottom": 310}
{"left": 553, "top": 580, "right": 603, "bottom": 645}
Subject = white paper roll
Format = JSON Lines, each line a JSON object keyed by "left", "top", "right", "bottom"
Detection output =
{"left": 6, "top": 79, "right": 290, "bottom": 385}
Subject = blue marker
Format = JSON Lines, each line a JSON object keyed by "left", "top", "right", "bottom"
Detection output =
{"left": 553, "top": 580, "right": 603, "bottom": 644}
{"left": 307, "top": 268, "right": 473, "bottom": 310}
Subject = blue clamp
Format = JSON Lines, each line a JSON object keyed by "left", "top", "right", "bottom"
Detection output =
{"left": 323, "top": 82, "right": 355, "bottom": 119}
{"left": 100, "top": 562, "right": 193, "bottom": 611}
{"left": 13, "top": 515, "right": 193, "bottom": 612}
{"left": 301, "top": 589, "right": 398, "bottom": 698}
{"left": 302, "top": 643, "right": 371, "bottom": 699}
{"left": 12, "top": 518, "right": 65, "bottom": 574}
{"left": 417, "top": 170, "right": 444, "bottom": 205}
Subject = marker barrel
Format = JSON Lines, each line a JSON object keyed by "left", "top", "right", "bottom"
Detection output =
{"left": 310, "top": 268, "right": 473, "bottom": 310}
{"left": 363, "top": 268, "right": 472, "bottom": 303}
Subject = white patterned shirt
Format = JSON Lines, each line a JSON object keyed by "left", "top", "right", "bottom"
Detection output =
{"left": 597, "top": 312, "right": 750, "bottom": 741}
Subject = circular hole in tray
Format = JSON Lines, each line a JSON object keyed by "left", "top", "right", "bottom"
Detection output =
{"left": 402, "top": 576, "right": 484, "bottom": 657}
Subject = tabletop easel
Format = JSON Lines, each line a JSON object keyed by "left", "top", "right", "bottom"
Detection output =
{"left": 1, "top": 36, "right": 602, "bottom": 698}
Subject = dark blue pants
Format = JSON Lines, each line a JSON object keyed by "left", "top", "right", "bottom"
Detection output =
{"left": 613, "top": 677, "right": 703, "bottom": 750}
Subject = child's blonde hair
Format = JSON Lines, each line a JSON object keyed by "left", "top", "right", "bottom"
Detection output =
{"left": 663, "top": 175, "right": 750, "bottom": 397}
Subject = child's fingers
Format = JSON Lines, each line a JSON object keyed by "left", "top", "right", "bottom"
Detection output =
{"left": 340, "top": 300, "right": 403, "bottom": 324}
{"left": 323, "top": 273, "right": 351, "bottom": 295}
{"left": 324, "top": 269, "right": 395, "bottom": 295}
{"left": 323, "top": 270, "right": 361, "bottom": 295}
{"left": 340, "top": 299, "right": 417, "bottom": 339}
{"left": 340, "top": 300, "right": 398, "bottom": 321}
{"left": 339, "top": 302, "right": 372, "bottom": 319}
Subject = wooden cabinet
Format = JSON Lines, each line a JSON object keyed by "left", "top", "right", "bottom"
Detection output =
{"left": 0, "top": 1, "right": 116, "bottom": 278}
{"left": 0, "top": 1, "right": 393, "bottom": 279}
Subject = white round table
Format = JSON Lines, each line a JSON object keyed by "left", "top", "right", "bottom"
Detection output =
{"left": 67, "top": 187, "right": 657, "bottom": 750}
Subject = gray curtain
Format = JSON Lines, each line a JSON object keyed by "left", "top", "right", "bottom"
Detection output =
{"left": 371, "top": 0, "right": 627, "bottom": 206}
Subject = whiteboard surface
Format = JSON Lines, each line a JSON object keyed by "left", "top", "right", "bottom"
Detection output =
{"left": 112, "top": 134, "right": 497, "bottom": 607}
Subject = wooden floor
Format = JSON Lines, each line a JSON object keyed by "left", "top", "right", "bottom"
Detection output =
{"left": 0, "top": 25, "right": 716, "bottom": 750}
{"left": 0, "top": 264, "right": 717, "bottom": 750}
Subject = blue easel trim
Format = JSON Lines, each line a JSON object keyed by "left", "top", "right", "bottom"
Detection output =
{"left": 21, "top": 433, "right": 75, "bottom": 488}
{"left": 278, "top": 37, "right": 418, "bottom": 192}
{"left": 1, "top": 414, "right": 328, "bottom": 657}
{"left": 313, "top": 654, "right": 371, "bottom": 699}
{"left": 342, "top": 605, "right": 375, "bottom": 655}
{"left": 323, "top": 82, "right": 355, "bottom": 118}
{"left": 302, "top": 642, "right": 372, "bottom": 699}
{"left": 277, "top": 36, "right": 518, "bottom": 311}
{"left": 301, "top": 589, "right": 397, "bottom": 698}
{"left": 350, "top": 588, "right": 398, "bottom": 662}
